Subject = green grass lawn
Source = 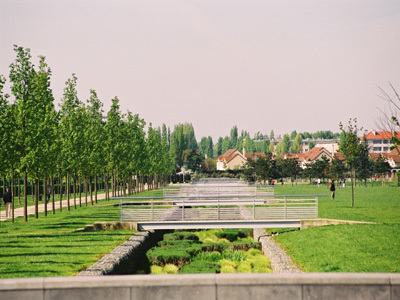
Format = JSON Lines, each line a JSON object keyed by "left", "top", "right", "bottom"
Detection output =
{"left": 0, "top": 197, "right": 134, "bottom": 278}
{"left": 272, "top": 182, "right": 400, "bottom": 272}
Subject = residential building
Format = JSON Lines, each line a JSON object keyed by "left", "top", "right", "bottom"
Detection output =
{"left": 363, "top": 131, "right": 400, "bottom": 153}
{"left": 216, "top": 149, "right": 267, "bottom": 171}
{"left": 278, "top": 147, "right": 333, "bottom": 169}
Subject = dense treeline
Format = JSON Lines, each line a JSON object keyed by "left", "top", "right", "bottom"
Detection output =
{"left": 210, "top": 126, "right": 341, "bottom": 158}
{"left": 0, "top": 46, "right": 177, "bottom": 222}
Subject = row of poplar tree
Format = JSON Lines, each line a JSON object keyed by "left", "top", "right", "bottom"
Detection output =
{"left": 0, "top": 45, "right": 184, "bottom": 223}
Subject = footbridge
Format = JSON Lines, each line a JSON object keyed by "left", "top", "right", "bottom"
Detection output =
{"left": 113, "top": 186, "right": 326, "bottom": 230}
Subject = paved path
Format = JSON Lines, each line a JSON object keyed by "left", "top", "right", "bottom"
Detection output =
{"left": 1, "top": 193, "right": 107, "bottom": 222}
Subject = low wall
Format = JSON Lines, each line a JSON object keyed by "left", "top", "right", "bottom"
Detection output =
{"left": 300, "top": 218, "right": 373, "bottom": 230}
{"left": 78, "top": 229, "right": 168, "bottom": 276}
{"left": 1, "top": 273, "right": 399, "bottom": 300}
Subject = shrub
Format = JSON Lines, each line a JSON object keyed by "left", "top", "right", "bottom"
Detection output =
{"left": 250, "top": 256, "right": 273, "bottom": 273}
{"left": 228, "top": 241, "right": 261, "bottom": 251}
{"left": 163, "top": 231, "right": 200, "bottom": 242}
{"left": 248, "top": 248, "right": 263, "bottom": 256}
{"left": 150, "top": 265, "right": 164, "bottom": 274}
{"left": 146, "top": 246, "right": 191, "bottom": 267}
{"left": 237, "top": 261, "right": 252, "bottom": 273}
{"left": 219, "top": 258, "right": 238, "bottom": 269}
{"left": 215, "top": 229, "right": 253, "bottom": 242}
{"left": 195, "top": 229, "right": 222, "bottom": 243}
{"left": 222, "top": 250, "right": 248, "bottom": 262}
{"left": 180, "top": 260, "right": 220, "bottom": 274}
{"left": 163, "top": 264, "right": 179, "bottom": 274}
{"left": 194, "top": 251, "right": 222, "bottom": 262}
{"left": 158, "top": 239, "right": 198, "bottom": 247}
{"left": 220, "top": 265, "right": 236, "bottom": 273}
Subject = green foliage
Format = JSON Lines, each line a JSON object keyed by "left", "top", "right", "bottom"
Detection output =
{"left": 146, "top": 246, "right": 192, "bottom": 267}
{"left": 237, "top": 261, "right": 252, "bottom": 273}
{"left": 180, "top": 260, "right": 220, "bottom": 274}
{"left": 214, "top": 229, "right": 251, "bottom": 242}
{"left": 250, "top": 256, "right": 273, "bottom": 273}
{"left": 291, "top": 134, "right": 303, "bottom": 153}
{"left": 163, "top": 231, "right": 200, "bottom": 242}
{"left": 219, "top": 260, "right": 237, "bottom": 273}
{"left": 339, "top": 118, "right": 362, "bottom": 206}
{"left": 193, "top": 251, "right": 222, "bottom": 262}
{"left": 163, "top": 264, "right": 179, "bottom": 274}
{"left": 222, "top": 250, "right": 248, "bottom": 262}
{"left": 148, "top": 230, "right": 268, "bottom": 274}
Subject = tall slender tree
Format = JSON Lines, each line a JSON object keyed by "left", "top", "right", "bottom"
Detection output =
{"left": 59, "top": 74, "right": 83, "bottom": 210}
{"left": 105, "top": 97, "right": 124, "bottom": 198}
{"left": 339, "top": 118, "right": 362, "bottom": 207}
{"left": 9, "top": 45, "right": 36, "bottom": 222}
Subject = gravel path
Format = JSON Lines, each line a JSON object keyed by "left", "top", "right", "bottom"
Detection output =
{"left": 253, "top": 228, "right": 303, "bottom": 273}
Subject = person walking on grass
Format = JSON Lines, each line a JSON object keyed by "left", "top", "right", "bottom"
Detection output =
{"left": 329, "top": 180, "right": 336, "bottom": 200}
{"left": 3, "top": 187, "right": 12, "bottom": 218}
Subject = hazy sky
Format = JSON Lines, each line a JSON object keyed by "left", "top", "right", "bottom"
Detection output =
{"left": 1, "top": 0, "right": 400, "bottom": 140}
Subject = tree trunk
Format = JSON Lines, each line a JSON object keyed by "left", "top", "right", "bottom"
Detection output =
{"left": 51, "top": 174, "right": 55, "bottom": 215}
{"left": 24, "top": 170, "right": 28, "bottom": 222}
{"left": 79, "top": 175, "right": 82, "bottom": 207}
{"left": 73, "top": 170, "right": 77, "bottom": 209}
{"left": 31, "top": 180, "right": 34, "bottom": 203}
{"left": 90, "top": 176, "right": 93, "bottom": 206}
{"left": 67, "top": 170, "right": 70, "bottom": 211}
{"left": 11, "top": 170, "right": 15, "bottom": 224}
{"left": 59, "top": 171, "right": 62, "bottom": 212}
{"left": 18, "top": 175, "right": 21, "bottom": 205}
{"left": 85, "top": 177, "right": 88, "bottom": 206}
{"left": 44, "top": 176, "right": 47, "bottom": 217}
{"left": 351, "top": 166, "right": 355, "bottom": 208}
{"left": 35, "top": 177, "right": 39, "bottom": 219}
{"left": 94, "top": 175, "right": 98, "bottom": 204}
{"left": 105, "top": 173, "right": 109, "bottom": 200}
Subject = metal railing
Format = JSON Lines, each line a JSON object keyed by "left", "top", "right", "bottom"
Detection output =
{"left": 163, "top": 185, "right": 274, "bottom": 198}
{"left": 117, "top": 194, "right": 322, "bottom": 222}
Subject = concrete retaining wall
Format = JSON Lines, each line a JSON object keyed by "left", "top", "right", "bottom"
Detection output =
{"left": 300, "top": 218, "right": 373, "bottom": 230}
{"left": 78, "top": 230, "right": 168, "bottom": 276}
{"left": 1, "top": 273, "right": 399, "bottom": 300}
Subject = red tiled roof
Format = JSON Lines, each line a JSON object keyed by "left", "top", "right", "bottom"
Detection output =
{"left": 333, "top": 152, "right": 345, "bottom": 161}
{"left": 217, "top": 149, "right": 243, "bottom": 164}
{"left": 245, "top": 152, "right": 267, "bottom": 160}
{"left": 277, "top": 147, "right": 331, "bottom": 162}
{"left": 301, "top": 147, "right": 331, "bottom": 161}
{"left": 363, "top": 131, "right": 400, "bottom": 140}
{"left": 370, "top": 147, "right": 400, "bottom": 163}
{"left": 389, "top": 146, "right": 400, "bottom": 155}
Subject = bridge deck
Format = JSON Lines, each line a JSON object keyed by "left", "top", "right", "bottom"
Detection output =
{"left": 137, "top": 219, "right": 301, "bottom": 230}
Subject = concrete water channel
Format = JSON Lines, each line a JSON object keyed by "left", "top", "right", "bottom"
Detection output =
{"left": 79, "top": 179, "right": 318, "bottom": 276}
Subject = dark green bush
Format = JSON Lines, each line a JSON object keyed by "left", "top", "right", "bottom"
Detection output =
{"left": 202, "top": 241, "right": 261, "bottom": 252}
{"left": 147, "top": 242, "right": 203, "bottom": 267}
{"left": 180, "top": 260, "right": 220, "bottom": 274}
{"left": 146, "top": 246, "right": 191, "bottom": 267}
{"left": 163, "top": 231, "right": 199, "bottom": 242}
{"left": 214, "top": 229, "right": 252, "bottom": 242}
{"left": 158, "top": 239, "right": 199, "bottom": 247}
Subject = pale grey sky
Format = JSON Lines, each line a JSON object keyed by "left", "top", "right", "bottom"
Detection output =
{"left": 1, "top": 0, "right": 400, "bottom": 140}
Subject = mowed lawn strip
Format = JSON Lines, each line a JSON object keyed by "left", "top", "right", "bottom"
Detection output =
{"left": 272, "top": 183, "right": 400, "bottom": 272}
{"left": 0, "top": 193, "right": 154, "bottom": 278}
